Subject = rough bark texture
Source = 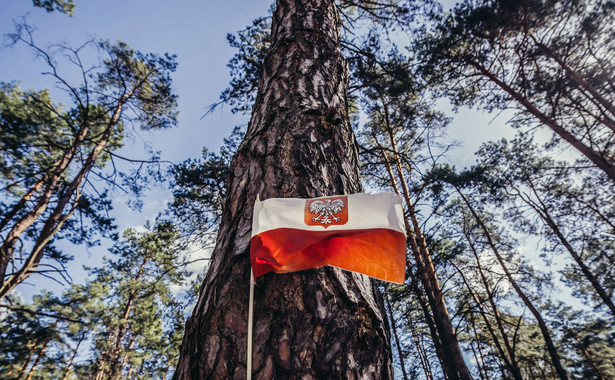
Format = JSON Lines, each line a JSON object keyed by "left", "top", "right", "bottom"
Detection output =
{"left": 173, "top": 0, "right": 393, "bottom": 379}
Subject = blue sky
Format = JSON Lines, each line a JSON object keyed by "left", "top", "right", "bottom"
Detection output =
{"left": 0, "top": 0, "right": 274, "bottom": 298}
{"left": 1, "top": 0, "right": 274, "bottom": 163}
{"left": 0, "top": 0, "right": 525, "bottom": 299}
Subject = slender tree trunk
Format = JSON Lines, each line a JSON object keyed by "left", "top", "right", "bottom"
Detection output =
{"left": 385, "top": 293, "right": 409, "bottom": 380}
{"left": 23, "top": 343, "right": 48, "bottom": 380}
{"left": 522, "top": 180, "right": 615, "bottom": 318}
{"left": 461, "top": 223, "right": 523, "bottom": 380}
{"left": 378, "top": 129, "right": 472, "bottom": 380}
{"left": 451, "top": 260, "right": 518, "bottom": 380}
{"left": 0, "top": 177, "right": 46, "bottom": 233}
{"left": 573, "top": 337, "right": 605, "bottom": 380}
{"left": 110, "top": 333, "right": 136, "bottom": 380}
{"left": 468, "top": 317, "right": 488, "bottom": 380}
{"left": 457, "top": 189, "right": 569, "bottom": 380}
{"left": 96, "top": 251, "right": 149, "bottom": 380}
{"left": 378, "top": 147, "right": 449, "bottom": 376}
{"left": 61, "top": 331, "right": 86, "bottom": 380}
{"left": 174, "top": 1, "right": 393, "bottom": 378}
{"left": 0, "top": 179, "right": 45, "bottom": 285}
{"left": 16, "top": 346, "right": 36, "bottom": 380}
{"left": 408, "top": 274, "right": 445, "bottom": 380}
{"left": 162, "top": 364, "right": 171, "bottom": 380}
{"left": 406, "top": 311, "right": 434, "bottom": 380}
{"left": 468, "top": 59, "right": 615, "bottom": 182}
{"left": 22, "top": 319, "right": 58, "bottom": 380}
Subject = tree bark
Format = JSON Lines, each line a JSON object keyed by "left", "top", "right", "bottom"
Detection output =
{"left": 173, "top": 0, "right": 393, "bottom": 378}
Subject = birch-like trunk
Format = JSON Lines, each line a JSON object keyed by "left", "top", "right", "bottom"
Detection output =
{"left": 174, "top": 0, "right": 392, "bottom": 378}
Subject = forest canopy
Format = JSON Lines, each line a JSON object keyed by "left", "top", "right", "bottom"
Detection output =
{"left": 1, "top": 0, "right": 614, "bottom": 379}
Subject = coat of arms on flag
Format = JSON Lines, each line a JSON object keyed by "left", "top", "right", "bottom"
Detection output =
{"left": 304, "top": 195, "right": 348, "bottom": 227}
{"left": 249, "top": 193, "right": 407, "bottom": 283}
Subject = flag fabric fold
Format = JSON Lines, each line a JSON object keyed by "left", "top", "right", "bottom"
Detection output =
{"left": 249, "top": 193, "right": 407, "bottom": 283}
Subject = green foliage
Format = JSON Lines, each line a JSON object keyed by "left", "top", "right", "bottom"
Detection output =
{"left": 32, "top": 0, "right": 75, "bottom": 16}
{"left": 216, "top": 16, "right": 272, "bottom": 114}
{"left": 0, "top": 221, "right": 188, "bottom": 379}
{"left": 0, "top": 25, "right": 178, "bottom": 298}
{"left": 418, "top": 0, "right": 615, "bottom": 176}
{"left": 166, "top": 126, "right": 243, "bottom": 246}
{"left": 87, "top": 221, "right": 187, "bottom": 379}
{"left": 96, "top": 40, "right": 178, "bottom": 131}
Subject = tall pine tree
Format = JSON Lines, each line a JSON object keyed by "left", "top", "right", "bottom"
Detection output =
{"left": 174, "top": 0, "right": 394, "bottom": 378}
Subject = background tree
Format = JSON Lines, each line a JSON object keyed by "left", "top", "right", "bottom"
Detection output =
{"left": 0, "top": 221, "right": 189, "bottom": 380}
{"left": 353, "top": 46, "right": 474, "bottom": 379}
{"left": 419, "top": 0, "right": 615, "bottom": 180}
{"left": 0, "top": 282, "right": 106, "bottom": 380}
{"left": 0, "top": 24, "right": 178, "bottom": 299}
{"left": 474, "top": 136, "right": 615, "bottom": 318}
{"left": 88, "top": 221, "right": 186, "bottom": 380}
{"left": 165, "top": 127, "right": 243, "bottom": 247}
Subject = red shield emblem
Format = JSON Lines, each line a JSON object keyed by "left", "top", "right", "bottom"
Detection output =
{"left": 305, "top": 196, "right": 348, "bottom": 228}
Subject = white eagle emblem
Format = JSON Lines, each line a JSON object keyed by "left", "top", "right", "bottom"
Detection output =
{"left": 309, "top": 198, "right": 345, "bottom": 225}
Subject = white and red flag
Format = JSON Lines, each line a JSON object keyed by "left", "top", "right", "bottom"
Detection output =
{"left": 249, "top": 193, "right": 407, "bottom": 284}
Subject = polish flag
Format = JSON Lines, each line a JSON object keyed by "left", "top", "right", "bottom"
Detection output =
{"left": 250, "top": 193, "right": 407, "bottom": 283}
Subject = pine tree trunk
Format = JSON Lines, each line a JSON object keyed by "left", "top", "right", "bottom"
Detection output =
{"left": 467, "top": 59, "right": 615, "bottom": 182}
{"left": 173, "top": 0, "right": 392, "bottom": 378}
{"left": 378, "top": 148, "right": 448, "bottom": 377}
{"left": 385, "top": 293, "right": 409, "bottom": 380}
{"left": 457, "top": 190, "right": 569, "bottom": 380}
{"left": 61, "top": 331, "right": 85, "bottom": 380}
{"left": 460, "top": 226, "right": 523, "bottom": 380}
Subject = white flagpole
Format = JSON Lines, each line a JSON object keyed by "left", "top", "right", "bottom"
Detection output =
{"left": 247, "top": 268, "right": 255, "bottom": 380}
